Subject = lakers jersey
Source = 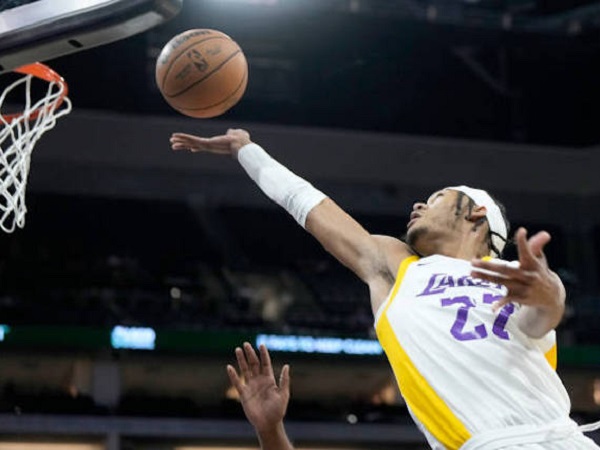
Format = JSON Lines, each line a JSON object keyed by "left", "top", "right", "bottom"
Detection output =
{"left": 375, "top": 254, "right": 571, "bottom": 449}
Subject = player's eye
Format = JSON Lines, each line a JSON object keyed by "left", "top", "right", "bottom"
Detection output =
{"left": 427, "top": 192, "right": 443, "bottom": 204}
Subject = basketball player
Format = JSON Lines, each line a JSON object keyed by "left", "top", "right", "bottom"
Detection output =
{"left": 171, "top": 129, "right": 600, "bottom": 449}
{"left": 228, "top": 342, "right": 293, "bottom": 450}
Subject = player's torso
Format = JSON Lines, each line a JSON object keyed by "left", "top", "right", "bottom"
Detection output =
{"left": 375, "top": 254, "right": 571, "bottom": 449}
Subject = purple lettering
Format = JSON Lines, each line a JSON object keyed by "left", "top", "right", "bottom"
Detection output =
{"left": 418, "top": 273, "right": 447, "bottom": 296}
{"left": 438, "top": 275, "right": 455, "bottom": 290}
{"left": 420, "top": 275, "right": 506, "bottom": 297}
{"left": 457, "top": 275, "right": 475, "bottom": 287}
{"left": 441, "top": 296, "right": 488, "bottom": 341}
{"left": 483, "top": 293, "right": 515, "bottom": 340}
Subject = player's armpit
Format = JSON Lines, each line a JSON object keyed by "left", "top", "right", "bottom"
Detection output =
{"left": 305, "top": 198, "right": 412, "bottom": 288}
{"left": 372, "top": 235, "right": 412, "bottom": 282}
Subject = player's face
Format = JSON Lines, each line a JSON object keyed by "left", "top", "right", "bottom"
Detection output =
{"left": 405, "top": 189, "right": 464, "bottom": 252}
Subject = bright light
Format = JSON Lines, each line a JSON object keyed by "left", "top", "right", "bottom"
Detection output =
{"left": 0, "top": 324, "right": 9, "bottom": 341}
{"left": 111, "top": 325, "right": 156, "bottom": 350}
{"left": 256, "top": 334, "right": 383, "bottom": 356}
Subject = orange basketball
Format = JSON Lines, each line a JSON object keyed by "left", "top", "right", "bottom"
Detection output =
{"left": 155, "top": 29, "right": 248, "bottom": 118}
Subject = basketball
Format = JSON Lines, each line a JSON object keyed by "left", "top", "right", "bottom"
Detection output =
{"left": 155, "top": 29, "right": 248, "bottom": 118}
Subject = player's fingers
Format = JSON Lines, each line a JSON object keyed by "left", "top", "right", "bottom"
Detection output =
{"left": 170, "top": 139, "right": 203, "bottom": 152}
{"left": 259, "top": 344, "right": 274, "bottom": 378}
{"left": 235, "top": 347, "right": 252, "bottom": 379}
{"left": 243, "top": 342, "right": 261, "bottom": 377}
{"left": 171, "top": 135, "right": 223, "bottom": 148}
{"left": 279, "top": 364, "right": 291, "bottom": 395}
{"left": 491, "top": 297, "right": 512, "bottom": 313}
{"left": 470, "top": 269, "right": 508, "bottom": 285}
{"left": 527, "top": 231, "right": 551, "bottom": 259}
{"left": 171, "top": 143, "right": 192, "bottom": 151}
{"left": 470, "top": 271, "right": 531, "bottom": 296}
{"left": 226, "top": 364, "right": 244, "bottom": 392}
{"left": 471, "top": 260, "right": 531, "bottom": 283}
{"left": 170, "top": 134, "right": 203, "bottom": 145}
{"left": 171, "top": 134, "right": 238, "bottom": 155}
{"left": 171, "top": 132, "right": 203, "bottom": 140}
{"left": 516, "top": 228, "right": 539, "bottom": 269}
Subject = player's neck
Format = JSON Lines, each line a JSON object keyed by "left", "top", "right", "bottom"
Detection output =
{"left": 423, "top": 230, "right": 487, "bottom": 261}
{"left": 435, "top": 242, "right": 478, "bottom": 260}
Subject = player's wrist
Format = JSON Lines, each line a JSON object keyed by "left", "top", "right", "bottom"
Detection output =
{"left": 234, "top": 141, "right": 255, "bottom": 159}
{"left": 255, "top": 419, "right": 285, "bottom": 435}
{"left": 256, "top": 421, "right": 291, "bottom": 449}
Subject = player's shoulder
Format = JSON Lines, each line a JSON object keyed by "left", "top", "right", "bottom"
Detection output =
{"left": 372, "top": 235, "right": 413, "bottom": 255}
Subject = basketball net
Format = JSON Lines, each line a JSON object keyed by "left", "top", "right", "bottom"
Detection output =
{"left": 0, "top": 62, "right": 72, "bottom": 233}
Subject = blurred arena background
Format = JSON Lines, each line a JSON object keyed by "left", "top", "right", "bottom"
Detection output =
{"left": 0, "top": 0, "right": 599, "bottom": 448}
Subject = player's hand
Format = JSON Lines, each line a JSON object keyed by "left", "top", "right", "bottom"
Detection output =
{"left": 227, "top": 342, "right": 290, "bottom": 434}
{"left": 170, "top": 128, "right": 251, "bottom": 157}
{"left": 470, "top": 227, "right": 565, "bottom": 313}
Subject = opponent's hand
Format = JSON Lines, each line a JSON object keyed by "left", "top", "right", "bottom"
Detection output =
{"left": 470, "top": 227, "right": 565, "bottom": 314}
{"left": 227, "top": 342, "right": 290, "bottom": 434}
{"left": 170, "top": 128, "right": 251, "bottom": 157}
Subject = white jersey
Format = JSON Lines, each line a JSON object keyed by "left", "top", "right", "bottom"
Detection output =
{"left": 374, "top": 254, "right": 595, "bottom": 449}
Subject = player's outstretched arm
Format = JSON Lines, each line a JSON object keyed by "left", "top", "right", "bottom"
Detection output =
{"left": 471, "top": 228, "right": 565, "bottom": 338}
{"left": 171, "top": 129, "right": 413, "bottom": 313}
{"left": 227, "top": 343, "right": 294, "bottom": 450}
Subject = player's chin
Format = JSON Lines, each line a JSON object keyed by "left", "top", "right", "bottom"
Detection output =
{"left": 405, "top": 225, "right": 428, "bottom": 250}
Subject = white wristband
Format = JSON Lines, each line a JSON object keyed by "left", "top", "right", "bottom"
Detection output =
{"left": 237, "top": 143, "right": 327, "bottom": 228}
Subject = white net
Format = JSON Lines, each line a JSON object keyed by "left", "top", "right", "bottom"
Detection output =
{"left": 0, "top": 67, "right": 72, "bottom": 233}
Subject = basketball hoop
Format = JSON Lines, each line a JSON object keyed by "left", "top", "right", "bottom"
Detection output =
{"left": 0, "top": 62, "right": 72, "bottom": 233}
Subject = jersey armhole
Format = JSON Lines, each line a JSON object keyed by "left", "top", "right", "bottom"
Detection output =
{"left": 374, "top": 255, "right": 419, "bottom": 326}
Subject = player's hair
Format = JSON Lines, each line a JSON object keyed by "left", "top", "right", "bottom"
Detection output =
{"left": 455, "top": 192, "right": 510, "bottom": 257}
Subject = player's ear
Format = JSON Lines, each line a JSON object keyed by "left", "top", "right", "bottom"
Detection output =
{"left": 466, "top": 205, "right": 487, "bottom": 223}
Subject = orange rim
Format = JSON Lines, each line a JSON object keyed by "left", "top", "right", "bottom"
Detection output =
{"left": 2, "top": 62, "right": 69, "bottom": 124}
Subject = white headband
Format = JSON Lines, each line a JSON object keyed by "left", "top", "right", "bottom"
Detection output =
{"left": 446, "top": 185, "right": 507, "bottom": 257}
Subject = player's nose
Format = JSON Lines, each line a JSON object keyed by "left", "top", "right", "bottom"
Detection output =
{"left": 413, "top": 202, "right": 426, "bottom": 211}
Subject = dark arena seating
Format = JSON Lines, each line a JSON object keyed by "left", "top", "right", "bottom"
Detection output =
{"left": 1, "top": 194, "right": 599, "bottom": 342}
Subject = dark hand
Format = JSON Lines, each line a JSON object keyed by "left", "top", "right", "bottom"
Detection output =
{"left": 227, "top": 343, "right": 290, "bottom": 433}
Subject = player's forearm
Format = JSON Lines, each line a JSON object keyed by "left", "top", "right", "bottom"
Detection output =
{"left": 256, "top": 422, "right": 295, "bottom": 450}
{"left": 235, "top": 142, "right": 391, "bottom": 285}
{"left": 517, "top": 275, "right": 566, "bottom": 338}
{"left": 236, "top": 142, "right": 327, "bottom": 227}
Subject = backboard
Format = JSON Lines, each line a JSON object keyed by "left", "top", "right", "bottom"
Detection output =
{"left": 0, "top": 0, "right": 183, "bottom": 73}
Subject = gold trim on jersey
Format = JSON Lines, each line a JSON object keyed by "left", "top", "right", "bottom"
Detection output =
{"left": 376, "top": 255, "right": 472, "bottom": 449}
{"left": 389, "top": 255, "right": 419, "bottom": 304}
{"left": 545, "top": 343, "right": 557, "bottom": 370}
